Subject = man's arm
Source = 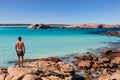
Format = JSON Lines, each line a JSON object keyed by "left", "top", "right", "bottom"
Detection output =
{"left": 23, "top": 43, "right": 25, "bottom": 54}
{"left": 15, "top": 43, "right": 17, "bottom": 52}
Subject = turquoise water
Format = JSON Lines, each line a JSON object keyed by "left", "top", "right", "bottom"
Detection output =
{"left": 0, "top": 27, "right": 120, "bottom": 67}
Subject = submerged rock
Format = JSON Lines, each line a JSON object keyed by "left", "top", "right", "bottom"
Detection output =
{"left": 105, "top": 31, "right": 120, "bottom": 37}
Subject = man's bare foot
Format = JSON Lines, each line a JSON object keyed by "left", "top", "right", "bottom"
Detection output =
{"left": 16, "top": 65, "right": 20, "bottom": 67}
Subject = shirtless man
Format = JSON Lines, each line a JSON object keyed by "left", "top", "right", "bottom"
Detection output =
{"left": 15, "top": 37, "right": 25, "bottom": 67}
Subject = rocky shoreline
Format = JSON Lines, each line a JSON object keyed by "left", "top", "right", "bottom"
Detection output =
{"left": 73, "top": 49, "right": 120, "bottom": 80}
{"left": 1, "top": 49, "right": 120, "bottom": 80}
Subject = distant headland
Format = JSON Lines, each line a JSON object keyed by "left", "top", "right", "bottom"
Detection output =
{"left": 63, "top": 23, "right": 120, "bottom": 28}
{"left": 28, "top": 23, "right": 120, "bottom": 29}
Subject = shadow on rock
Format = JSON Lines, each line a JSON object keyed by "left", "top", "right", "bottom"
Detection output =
{"left": 7, "top": 59, "right": 43, "bottom": 64}
{"left": 72, "top": 74, "right": 85, "bottom": 80}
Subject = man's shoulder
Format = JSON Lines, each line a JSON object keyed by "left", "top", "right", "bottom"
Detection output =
{"left": 16, "top": 42, "right": 18, "bottom": 44}
{"left": 16, "top": 41, "right": 24, "bottom": 44}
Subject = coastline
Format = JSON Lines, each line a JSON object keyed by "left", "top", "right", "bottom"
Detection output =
{"left": 0, "top": 28, "right": 120, "bottom": 79}
{"left": 0, "top": 40, "right": 120, "bottom": 80}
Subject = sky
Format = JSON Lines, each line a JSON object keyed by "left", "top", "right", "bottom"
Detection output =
{"left": 0, "top": 0, "right": 120, "bottom": 24}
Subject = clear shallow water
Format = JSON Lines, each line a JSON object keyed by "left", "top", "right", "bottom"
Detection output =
{"left": 0, "top": 27, "right": 120, "bottom": 67}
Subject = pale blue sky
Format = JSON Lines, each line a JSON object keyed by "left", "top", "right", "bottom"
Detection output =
{"left": 0, "top": 0, "right": 120, "bottom": 24}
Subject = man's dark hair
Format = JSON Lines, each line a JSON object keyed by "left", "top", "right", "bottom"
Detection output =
{"left": 18, "top": 37, "right": 22, "bottom": 41}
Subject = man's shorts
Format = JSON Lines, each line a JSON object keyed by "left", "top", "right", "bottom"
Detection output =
{"left": 17, "top": 51, "right": 24, "bottom": 56}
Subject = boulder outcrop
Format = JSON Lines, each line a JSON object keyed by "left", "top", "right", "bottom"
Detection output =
{"left": 73, "top": 51, "right": 120, "bottom": 79}
{"left": 28, "top": 24, "right": 50, "bottom": 29}
{"left": 0, "top": 57, "right": 75, "bottom": 80}
{"left": 102, "top": 49, "right": 120, "bottom": 57}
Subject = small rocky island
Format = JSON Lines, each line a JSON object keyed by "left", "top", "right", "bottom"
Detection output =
{"left": 28, "top": 24, "right": 51, "bottom": 29}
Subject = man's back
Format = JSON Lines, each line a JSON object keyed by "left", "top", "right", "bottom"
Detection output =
{"left": 16, "top": 41, "right": 24, "bottom": 51}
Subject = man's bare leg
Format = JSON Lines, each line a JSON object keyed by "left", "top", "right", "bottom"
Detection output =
{"left": 21, "top": 56, "right": 24, "bottom": 67}
{"left": 20, "top": 56, "right": 24, "bottom": 67}
{"left": 18, "top": 56, "right": 20, "bottom": 67}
